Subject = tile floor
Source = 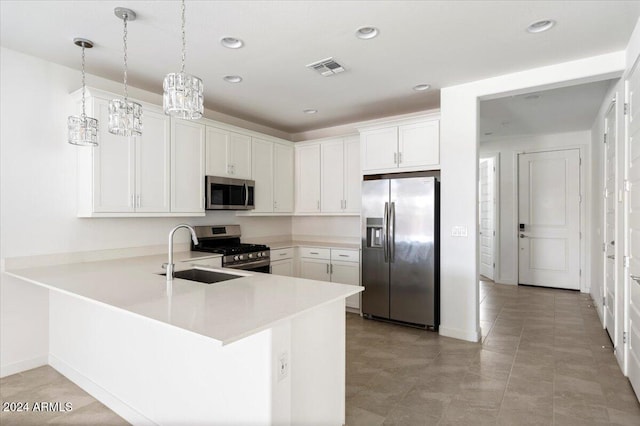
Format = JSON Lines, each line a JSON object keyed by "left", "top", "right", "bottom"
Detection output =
{"left": 1, "top": 280, "right": 639, "bottom": 425}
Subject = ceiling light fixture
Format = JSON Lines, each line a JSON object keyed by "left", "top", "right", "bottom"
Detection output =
{"left": 223, "top": 75, "right": 243, "bottom": 83}
{"left": 413, "top": 84, "right": 431, "bottom": 91}
{"left": 303, "top": 109, "right": 317, "bottom": 114}
{"left": 109, "top": 8, "right": 142, "bottom": 136}
{"left": 221, "top": 37, "right": 244, "bottom": 49}
{"left": 163, "top": 0, "right": 204, "bottom": 120}
{"left": 356, "top": 26, "right": 379, "bottom": 40}
{"left": 527, "top": 19, "right": 556, "bottom": 33}
{"left": 68, "top": 38, "right": 98, "bottom": 146}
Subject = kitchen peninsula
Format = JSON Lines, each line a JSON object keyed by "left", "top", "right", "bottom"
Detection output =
{"left": 5, "top": 252, "right": 362, "bottom": 425}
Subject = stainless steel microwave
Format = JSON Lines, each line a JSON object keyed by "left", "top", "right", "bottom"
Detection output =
{"left": 205, "top": 176, "right": 255, "bottom": 210}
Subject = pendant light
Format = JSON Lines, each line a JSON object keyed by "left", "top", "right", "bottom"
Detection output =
{"left": 163, "top": 0, "right": 203, "bottom": 119}
{"left": 68, "top": 38, "right": 98, "bottom": 146}
{"left": 109, "top": 7, "right": 142, "bottom": 136}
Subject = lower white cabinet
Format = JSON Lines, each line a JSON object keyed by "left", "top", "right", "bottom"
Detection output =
{"left": 270, "top": 248, "right": 295, "bottom": 276}
{"left": 183, "top": 256, "right": 222, "bottom": 269}
{"left": 298, "top": 247, "right": 361, "bottom": 310}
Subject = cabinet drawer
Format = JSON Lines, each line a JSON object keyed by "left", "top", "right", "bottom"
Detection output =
{"left": 182, "top": 256, "right": 222, "bottom": 269}
{"left": 331, "top": 249, "right": 359, "bottom": 262}
{"left": 299, "top": 247, "right": 330, "bottom": 259}
{"left": 271, "top": 248, "right": 294, "bottom": 260}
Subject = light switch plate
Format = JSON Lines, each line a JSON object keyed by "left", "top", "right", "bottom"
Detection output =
{"left": 451, "top": 226, "right": 468, "bottom": 237}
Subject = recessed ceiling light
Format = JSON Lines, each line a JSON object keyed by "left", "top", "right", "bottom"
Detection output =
{"left": 356, "top": 26, "right": 379, "bottom": 40}
{"left": 303, "top": 109, "right": 318, "bottom": 114}
{"left": 527, "top": 20, "right": 556, "bottom": 33}
{"left": 221, "top": 37, "right": 244, "bottom": 49}
{"left": 413, "top": 84, "right": 431, "bottom": 91}
{"left": 223, "top": 75, "right": 243, "bottom": 83}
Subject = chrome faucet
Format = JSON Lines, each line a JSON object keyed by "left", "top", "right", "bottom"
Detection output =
{"left": 163, "top": 224, "right": 199, "bottom": 281}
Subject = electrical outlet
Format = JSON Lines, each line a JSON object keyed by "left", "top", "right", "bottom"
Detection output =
{"left": 278, "top": 352, "right": 289, "bottom": 381}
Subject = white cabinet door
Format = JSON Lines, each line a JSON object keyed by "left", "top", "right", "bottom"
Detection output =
{"left": 361, "top": 127, "right": 397, "bottom": 172}
{"left": 135, "top": 107, "right": 170, "bottom": 212}
{"left": 205, "top": 127, "right": 229, "bottom": 177}
{"left": 343, "top": 136, "right": 361, "bottom": 213}
{"left": 171, "top": 119, "right": 205, "bottom": 213}
{"left": 274, "top": 143, "right": 294, "bottom": 213}
{"left": 300, "top": 258, "right": 330, "bottom": 281}
{"left": 92, "top": 97, "right": 135, "bottom": 212}
{"left": 295, "top": 144, "right": 321, "bottom": 213}
{"left": 271, "top": 259, "right": 294, "bottom": 277}
{"left": 229, "top": 132, "right": 252, "bottom": 179}
{"left": 330, "top": 260, "right": 360, "bottom": 309}
{"left": 251, "top": 138, "right": 274, "bottom": 213}
{"left": 321, "top": 139, "right": 345, "bottom": 213}
{"left": 398, "top": 120, "right": 439, "bottom": 169}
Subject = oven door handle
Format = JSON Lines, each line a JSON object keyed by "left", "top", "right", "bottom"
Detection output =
{"left": 226, "top": 259, "right": 270, "bottom": 270}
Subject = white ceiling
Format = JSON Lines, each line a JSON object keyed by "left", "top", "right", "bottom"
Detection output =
{"left": 1, "top": 1, "right": 638, "bottom": 134}
{"left": 479, "top": 79, "right": 616, "bottom": 141}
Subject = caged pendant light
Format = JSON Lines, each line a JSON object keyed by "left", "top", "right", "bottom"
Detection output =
{"left": 163, "top": 0, "right": 203, "bottom": 120}
{"left": 109, "top": 7, "right": 143, "bottom": 136}
{"left": 68, "top": 38, "right": 98, "bottom": 146}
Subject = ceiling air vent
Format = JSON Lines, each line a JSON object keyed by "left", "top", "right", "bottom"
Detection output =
{"left": 306, "top": 57, "right": 345, "bottom": 77}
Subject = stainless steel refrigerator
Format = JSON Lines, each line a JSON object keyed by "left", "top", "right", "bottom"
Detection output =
{"left": 361, "top": 176, "right": 439, "bottom": 329}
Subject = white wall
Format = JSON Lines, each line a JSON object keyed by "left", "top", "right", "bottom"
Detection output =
{"left": 439, "top": 51, "right": 626, "bottom": 342}
{"left": 0, "top": 47, "right": 292, "bottom": 375}
{"left": 292, "top": 216, "right": 360, "bottom": 244}
{"left": 480, "top": 130, "right": 592, "bottom": 286}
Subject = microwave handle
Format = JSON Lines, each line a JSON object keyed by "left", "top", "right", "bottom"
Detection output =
{"left": 244, "top": 182, "right": 249, "bottom": 207}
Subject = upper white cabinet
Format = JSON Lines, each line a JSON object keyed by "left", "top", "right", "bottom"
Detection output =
{"left": 76, "top": 88, "right": 204, "bottom": 217}
{"left": 77, "top": 94, "right": 176, "bottom": 216}
{"left": 320, "top": 137, "right": 361, "bottom": 213}
{"left": 360, "top": 116, "right": 440, "bottom": 174}
{"left": 171, "top": 119, "right": 206, "bottom": 213}
{"left": 205, "top": 127, "right": 251, "bottom": 179}
{"left": 295, "top": 144, "right": 322, "bottom": 213}
{"left": 296, "top": 135, "right": 360, "bottom": 215}
{"left": 251, "top": 138, "right": 294, "bottom": 214}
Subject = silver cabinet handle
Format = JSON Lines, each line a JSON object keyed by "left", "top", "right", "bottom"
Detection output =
{"left": 607, "top": 255, "right": 615, "bottom": 260}
{"left": 330, "top": 264, "right": 333, "bottom": 274}
{"left": 131, "top": 194, "right": 135, "bottom": 208}
{"left": 339, "top": 254, "right": 349, "bottom": 257}
{"left": 279, "top": 253, "right": 287, "bottom": 256}
{"left": 326, "top": 263, "right": 329, "bottom": 274}
{"left": 137, "top": 194, "right": 141, "bottom": 208}
{"left": 393, "top": 152, "right": 397, "bottom": 164}
{"left": 310, "top": 251, "right": 319, "bottom": 255}
{"left": 631, "top": 274, "right": 640, "bottom": 284}
{"left": 398, "top": 152, "right": 402, "bottom": 164}
{"left": 317, "top": 200, "right": 320, "bottom": 210}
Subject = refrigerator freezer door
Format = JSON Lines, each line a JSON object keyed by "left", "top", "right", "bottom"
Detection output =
{"left": 361, "top": 179, "right": 390, "bottom": 318}
{"left": 389, "top": 177, "right": 436, "bottom": 326}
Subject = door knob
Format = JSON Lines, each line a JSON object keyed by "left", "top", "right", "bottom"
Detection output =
{"left": 520, "top": 234, "right": 528, "bottom": 239}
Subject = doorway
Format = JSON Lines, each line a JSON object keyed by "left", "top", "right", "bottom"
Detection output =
{"left": 479, "top": 154, "right": 499, "bottom": 281}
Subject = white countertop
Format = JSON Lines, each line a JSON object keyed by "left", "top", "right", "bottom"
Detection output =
{"left": 5, "top": 252, "right": 362, "bottom": 346}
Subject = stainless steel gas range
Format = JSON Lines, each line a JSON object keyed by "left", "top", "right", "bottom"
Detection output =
{"left": 191, "top": 225, "right": 270, "bottom": 273}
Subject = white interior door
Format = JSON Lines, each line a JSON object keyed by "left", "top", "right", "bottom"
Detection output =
{"left": 605, "top": 101, "right": 617, "bottom": 341}
{"left": 626, "top": 56, "right": 640, "bottom": 399}
{"left": 518, "top": 149, "right": 581, "bottom": 290}
{"left": 479, "top": 157, "right": 496, "bottom": 280}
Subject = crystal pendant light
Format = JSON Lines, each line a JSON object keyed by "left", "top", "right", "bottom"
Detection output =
{"left": 109, "top": 8, "right": 142, "bottom": 136}
{"left": 68, "top": 38, "right": 98, "bottom": 146}
{"left": 163, "top": 0, "right": 204, "bottom": 119}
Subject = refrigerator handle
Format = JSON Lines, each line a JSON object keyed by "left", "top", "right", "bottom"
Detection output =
{"left": 390, "top": 201, "right": 396, "bottom": 262}
{"left": 383, "top": 202, "right": 389, "bottom": 262}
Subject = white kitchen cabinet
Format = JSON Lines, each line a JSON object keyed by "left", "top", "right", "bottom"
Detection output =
{"left": 251, "top": 139, "right": 294, "bottom": 213}
{"left": 270, "top": 247, "right": 295, "bottom": 276}
{"left": 182, "top": 255, "right": 222, "bottom": 269}
{"left": 171, "top": 119, "right": 206, "bottom": 213}
{"left": 360, "top": 116, "right": 440, "bottom": 174}
{"left": 320, "top": 137, "right": 361, "bottom": 213}
{"left": 295, "top": 144, "right": 321, "bottom": 213}
{"left": 77, "top": 94, "right": 172, "bottom": 216}
{"left": 273, "top": 143, "right": 294, "bottom": 212}
{"left": 206, "top": 127, "right": 251, "bottom": 179}
{"left": 297, "top": 246, "right": 361, "bottom": 310}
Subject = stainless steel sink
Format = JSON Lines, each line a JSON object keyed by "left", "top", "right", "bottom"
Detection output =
{"left": 160, "top": 268, "right": 243, "bottom": 284}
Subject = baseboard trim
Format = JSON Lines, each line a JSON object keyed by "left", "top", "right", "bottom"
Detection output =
{"left": 0, "top": 355, "right": 48, "bottom": 378}
{"left": 48, "top": 354, "right": 156, "bottom": 426}
{"left": 439, "top": 325, "right": 481, "bottom": 343}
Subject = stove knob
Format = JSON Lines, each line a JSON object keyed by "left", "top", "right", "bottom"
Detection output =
{"left": 248, "top": 253, "right": 255, "bottom": 259}
{"left": 233, "top": 255, "right": 240, "bottom": 261}
{"left": 257, "top": 252, "right": 262, "bottom": 258}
